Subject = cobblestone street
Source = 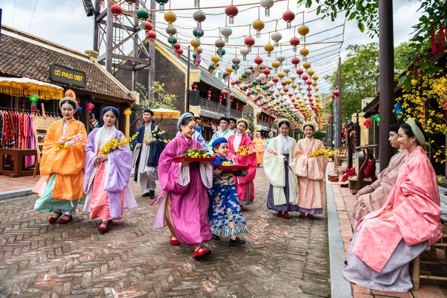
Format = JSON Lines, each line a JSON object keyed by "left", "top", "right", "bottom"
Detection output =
{"left": 0, "top": 168, "right": 330, "bottom": 297}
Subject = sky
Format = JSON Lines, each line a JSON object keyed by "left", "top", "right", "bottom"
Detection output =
{"left": 0, "top": 0, "right": 422, "bottom": 95}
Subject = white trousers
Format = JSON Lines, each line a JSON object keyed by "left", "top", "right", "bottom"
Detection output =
{"left": 139, "top": 167, "right": 157, "bottom": 193}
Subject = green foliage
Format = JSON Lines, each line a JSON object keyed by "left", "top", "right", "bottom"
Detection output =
{"left": 137, "top": 81, "right": 176, "bottom": 109}
{"left": 297, "top": 0, "right": 379, "bottom": 38}
{"left": 325, "top": 43, "right": 410, "bottom": 120}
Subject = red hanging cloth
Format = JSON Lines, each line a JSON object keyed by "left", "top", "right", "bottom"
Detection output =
{"left": 431, "top": 27, "right": 437, "bottom": 54}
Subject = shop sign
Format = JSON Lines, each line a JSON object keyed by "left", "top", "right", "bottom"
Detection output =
{"left": 50, "top": 64, "right": 87, "bottom": 88}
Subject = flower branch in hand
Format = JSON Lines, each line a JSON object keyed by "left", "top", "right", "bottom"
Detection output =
{"left": 56, "top": 133, "right": 85, "bottom": 151}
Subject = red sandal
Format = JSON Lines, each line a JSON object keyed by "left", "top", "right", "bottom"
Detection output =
{"left": 276, "top": 211, "right": 283, "bottom": 217}
{"left": 48, "top": 211, "right": 63, "bottom": 224}
{"left": 98, "top": 220, "right": 110, "bottom": 233}
{"left": 170, "top": 236, "right": 180, "bottom": 245}
{"left": 194, "top": 247, "right": 211, "bottom": 261}
{"left": 283, "top": 212, "right": 291, "bottom": 219}
{"left": 299, "top": 212, "right": 306, "bottom": 218}
{"left": 58, "top": 214, "right": 73, "bottom": 224}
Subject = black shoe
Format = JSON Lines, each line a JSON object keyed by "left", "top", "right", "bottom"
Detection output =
{"left": 148, "top": 190, "right": 155, "bottom": 199}
{"left": 142, "top": 192, "right": 151, "bottom": 197}
{"left": 212, "top": 234, "right": 220, "bottom": 240}
{"left": 229, "top": 237, "right": 246, "bottom": 247}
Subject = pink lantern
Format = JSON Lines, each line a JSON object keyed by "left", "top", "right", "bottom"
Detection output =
{"left": 86, "top": 103, "right": 95, "bottom": 112}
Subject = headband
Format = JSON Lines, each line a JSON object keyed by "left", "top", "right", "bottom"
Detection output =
{"left": 277, "top": 118, "right": 290, "bottom": 126}
{"left": 59, "top": 97, "right": 79, "bottom": 110}
{"left": 177, "top": 112, "right": 195, "bottom": 130}
{"left": 211, "top": 137, "right": 228, "bottom": 148}
{"left": 303, "top": 121, "right": 316, "bottom": 131}
{"left": 236, "top": 118, "right": 249, "bottom": 127}
{"left": 102, "top": 106, "right": 120, "bottom": 118}
{"left": 405, "top": 118, "right": 426, "bottom": 146}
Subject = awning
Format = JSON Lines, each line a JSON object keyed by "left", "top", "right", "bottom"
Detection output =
{"left": 0, "top": 77, "right": 64, "bottom": 100}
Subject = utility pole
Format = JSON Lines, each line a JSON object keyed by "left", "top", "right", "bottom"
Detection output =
{"left": 226, "top": 76, "right": 231, "bottom": 118}
{"left": 148, "top": 0, "right": 156, "bottom": 100}
{"left": 378, "top": 0, "right": 394, "bottom": 170}
{"left": 186, "top": 46, "right": 191, "bottom": 112}
{"left": 334, "top": 57, "right": 342, "bottom": 149}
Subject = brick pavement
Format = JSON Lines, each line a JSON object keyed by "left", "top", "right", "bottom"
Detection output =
{"left": 0, "top": 168, "right": 330, "bottom": 297}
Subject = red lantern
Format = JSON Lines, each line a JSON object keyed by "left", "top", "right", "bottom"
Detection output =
{"left": 291, "top": 57, "right": 300, "bottom": 68}
{"left": 221, "top": 89, "right": 229, "bottom": 97}
{"left": 175, "top": 48, "right": 183, "bottom": 58}
{"left": 290, "top": 37, "right": 300, "bottom": 52}
{"left": 282, "top": 10, "right": 295, "bottom": 28}
{"left": 207, "top": 90, "right": 212, "bottom": 100}
{"left": 111, "top": 4, "right": 123, "bottom": 18}
{"left": 86, "top": 103, "right": 95, "bottom": 112}
{"left": 146, "top": 30, "right": 157, "bottom": 43}
{"left": 333, "top": 89, "right": 340, "bottom": 97}
{"left": 302, "top": 74, "right": 309, "bottom": 81}
{"left": 262, "top": 68, "right": 271, "bottom": 75}
{"left": 363, "top": 119, "right": 371, "bottom": 129}
{"left": 272, "top": 77, "right": 279, "bottom": 83}
{"left": 219, "top": 95, "right": 223, "bottom": 104}
{"left": 225, "top": 4, "right": 238, "bottom": 24}
{"left": 254, "top": 56, "right": 263, "bottom": 65}
{"left": 244, "top": 36, "right": 255, "bottom": 52}
{"left": 143, "top": 21, "right": 152, "bottom": 31}
{"left": 173, "top": 42, "right": 181, "bottom": 50}
{"left": 296, "top": 68, "right": 304, "bottom": 76}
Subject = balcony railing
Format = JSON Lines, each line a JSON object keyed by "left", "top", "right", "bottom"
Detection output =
{"left": 257, "top": 119, "right": 271, "bottom": 129}
{"left": 197, "top": 97, "right": 242, "bottom": 119}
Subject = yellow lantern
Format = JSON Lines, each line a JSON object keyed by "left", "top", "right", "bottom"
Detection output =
{"left": 307, "top": 69, "right": 314, "bottom": 76}
{"left": 264, "top": 43, "right": 274, "bottom": 57}
{"left": 272, "top": 60, "right": 280, "bottom": 69}
{"left": 280, "top": 91, "right": 285, "bottom": 96}
{"left": 303, "top": 61, "right": 311, "bottom": 69}
{"left": 298, "top": 24, "right": 310, "bottom": 36}
{"left": 164, "top": 11, "right": 177, "bottom": 23}
{"left": 277, "top": 72, "right": 285, "bottom": 78}
{"left": 312, "top": 81, "right": 317, "bottom": 86}
{"left": 300, "top": 47, "right": 309, "bottom": 57}
{"left": 211, "top": 55, "right": 220, "bottom": 64}
{"left": 312, "top": 74, "right": 319, "bottom": 81}
{"left": 226, "top": 66, "right": 234, "bottom": 74}
{"left": 252, "top": 19, "right": 265, "bottom": 38}
{"left": 285, "top": 78, "right": 292, "bottom": 85}
{"left": 124, "top": 109, "right": 132, "bottom": 116}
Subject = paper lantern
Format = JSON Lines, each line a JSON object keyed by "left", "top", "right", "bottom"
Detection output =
{"left": 282, "top": 10, "right": 295, "bottom": 28}
{"left": 363, "top": 119, "right": 371, "bottom": 129}
{"left": 373, "top": 114, "right": 380, "bottom": 123}
{"left": 86, "top": 103, "right": 95, "bottom": 112}
{"left": 225, "top": 4, "right": 238, "bottom": 25}
{"left": 260, "top": 0, "right": 274, "bottom": 17}
{"left": 124, "top": 109, "right": 132, "bottom": 116}
{"left": 155, "top": 0, "right": 169, "bottom": 12}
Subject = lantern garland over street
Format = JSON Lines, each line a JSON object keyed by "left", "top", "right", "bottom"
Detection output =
{"left": 107, "top": 0, "right": 345, "bottom": 130}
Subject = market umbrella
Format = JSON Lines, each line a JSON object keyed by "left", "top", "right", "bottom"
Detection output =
{"left": 151, "top": 107, "right": 180, "bottom": 119}
{"left": 0, "top": 77, "right": 64, "bottom": 100}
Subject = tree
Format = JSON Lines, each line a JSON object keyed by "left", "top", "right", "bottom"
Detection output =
{"left": 327, "top": 43, "right": 379, "bottom": 120}
{"left": 137, "top": 81, "right": 176, "bottom": 109}
{"left": 326, "top": 42, "right": 409, "bottom": 120}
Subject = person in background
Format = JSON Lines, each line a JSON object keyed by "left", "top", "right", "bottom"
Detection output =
{"left": 265, "top": 132, "right": 274, "bottom": 147}
{"left": 227, "top": 118, "right": 257, "bottom": 209}
{"left": 83, "top": 107, "right": 137, "bottom": 233}
{"left": 353, "top": 124, "right": 408, "bottom": 222}
{"left": 229, "top": 117, "right": 237, "bottom": 135}
{"left": 252, "top": 132, "right": 265, "bottom": 167}
{"left": 89, "top": 112, "right": 99, "bottom": 130}
{"left": 33, "top": 97, "right": 87, "bottom": 224}
{"left": 263, "top": 119, "right": 299, "bottom": 219}
{"left": 207, "top": 117, "right": 233, "bottom": 154}
{"left": 208, "top": 137, "right": 248, "bottom": 246}
{"left": 343, "top": 118, "right": 442, "bottom": 292}
{"left": 153, "top": 113, "right": 214, "bottom": 261}
{"left": 133, "top": 109, "right": 163, "bottom": 199}
{"left": 175, "top": 112, "right": 206, "bottom": 150}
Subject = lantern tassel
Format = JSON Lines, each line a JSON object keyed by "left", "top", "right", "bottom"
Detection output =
{"left": 194, "top": 0, "right": 200, "bottom": 8}
{"left": 265, "top": 8, "right": 270, "bottom": 17}
{"left": 256, "top": 31, "right": 260, "bottom": 38}
{"left": 229, "top": 16, "right": 234, "bottom": 25}
{"left": 159, "top": 4, "right": 165, "bottom": 12}
{"left": 287, "top": 22, "right": 291, "bottom": 29}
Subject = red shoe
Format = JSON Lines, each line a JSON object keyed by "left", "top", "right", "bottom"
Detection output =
{"left": 194, "top": 247, "right": 211, "bottom": 261}
{"left": 299, "top": 213, "right": 306, "bottom": 218}
{"left": 170, "top": 236, "right": 180, "bottom": 245}
{"left": 58, "top": 214, "right": 73, "bottom": 224}
{"left": 98, "top": 221, "right": 110, "bottom": 233}
{"left": 276, "top": 211, "right": 283, "bottom": 217}
{"left": 48, "top": 211, "right": 62, "bottom": 224}
{"left": 307, "top": 214, "right": 315, "bottom": 220}
{"left": 240, "top": 206, "right": 244, "bottom": 211}
{"left": 283, "top": 212, "right": 291, "bottom": 219}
